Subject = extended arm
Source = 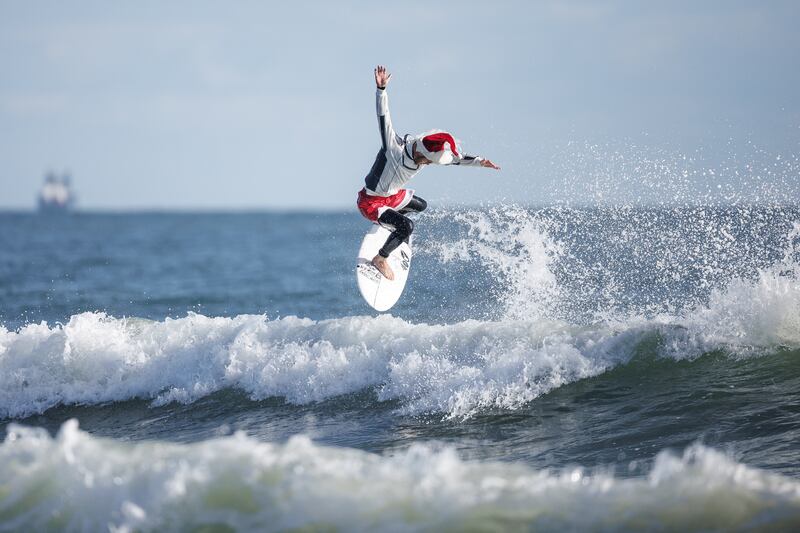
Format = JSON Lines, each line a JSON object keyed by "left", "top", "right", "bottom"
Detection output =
{"left": 374, "top": 65, "right": 397, "bottom": 149}
{"left": 454, "top": 153, "right": 501, "bottom": 170}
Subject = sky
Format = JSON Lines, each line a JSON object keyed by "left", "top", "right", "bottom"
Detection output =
{"left": 1, "top": 0, "right": 799, "bottom": 210}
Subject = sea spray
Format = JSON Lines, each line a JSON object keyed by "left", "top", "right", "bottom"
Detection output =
{"left": 424, "top": 206, "right": 562, "bottom": 320}
{"left": 664, "top": 221, "right": 800, "bottom": 355}
{"left": 542, "top": 139, "right": 800, "bottom": 207}
{"left": 425, "top": 204, "right": 799, "bottom": 323}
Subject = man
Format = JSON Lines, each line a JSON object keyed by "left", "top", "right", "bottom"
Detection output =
{"left": 357, "top": 65, "right": 500, "bottom": 280}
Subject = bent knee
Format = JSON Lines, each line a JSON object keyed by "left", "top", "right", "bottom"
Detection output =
{"left": 395, "top": 216, "right": 413, "bottom": 236}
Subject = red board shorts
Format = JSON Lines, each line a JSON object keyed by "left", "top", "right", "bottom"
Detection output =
{"left": 357, "top": 187, "right": 414, "bottom": 223}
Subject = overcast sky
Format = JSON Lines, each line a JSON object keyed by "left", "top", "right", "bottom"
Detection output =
{"left": 1, "top": 0, "right": 799, "bottom": 209}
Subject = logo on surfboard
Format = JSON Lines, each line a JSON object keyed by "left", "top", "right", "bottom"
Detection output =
{"left": 400, "top": 250, "right": 410, "bottom": 270}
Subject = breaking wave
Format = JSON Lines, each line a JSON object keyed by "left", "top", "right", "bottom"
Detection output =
{"left": 1, "top": 262, "right": 798, "bottom": 421}
{"left": 1, "top": 420, "right": 799, "bottom": 532}
{"left": 1, "top": 208, "right": 798, "bottom": 420}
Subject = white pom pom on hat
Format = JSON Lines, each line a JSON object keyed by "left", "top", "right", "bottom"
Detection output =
{"left": 415, "top": 131, "right": 460, "bottom": 165}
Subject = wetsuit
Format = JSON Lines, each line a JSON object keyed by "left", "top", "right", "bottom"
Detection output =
{"left": 357, "top": 86, "right": 486, "bottom": 258}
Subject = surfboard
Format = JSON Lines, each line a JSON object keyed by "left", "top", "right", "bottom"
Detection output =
{"left": 356, "top": 225, "right": 412, "bottom": 311}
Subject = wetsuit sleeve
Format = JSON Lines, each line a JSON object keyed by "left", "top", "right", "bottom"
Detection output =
{"left": 376, "top": 88, "right": 398, "bottom": 150}
{"left": 452, "top": 154, "right": 485, "bottom": 167}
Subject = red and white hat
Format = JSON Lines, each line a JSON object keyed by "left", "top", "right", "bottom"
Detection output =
{"left": 416, "top": 131, "right": 460, "bottom": 165}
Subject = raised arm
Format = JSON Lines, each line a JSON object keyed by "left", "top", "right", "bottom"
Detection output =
{"left": 374, "top": 65, "right": 397, "bottom": 149}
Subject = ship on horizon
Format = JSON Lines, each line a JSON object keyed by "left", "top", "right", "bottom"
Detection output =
{"left": 38, "top": 171, "right": 75, "bottom": 213}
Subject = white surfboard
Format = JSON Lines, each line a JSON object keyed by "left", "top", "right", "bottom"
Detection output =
{"left": 356, "top": 225, "right": 412, "bottom": 311}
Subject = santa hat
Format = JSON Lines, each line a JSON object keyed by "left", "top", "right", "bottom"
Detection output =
{"left": 416, "top": 131, "right": 460, "bottom": 165}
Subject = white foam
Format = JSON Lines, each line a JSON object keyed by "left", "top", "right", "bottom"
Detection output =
{"left": 1, "top": 287, "right": 798, "bottom": 421}
{"left": 0, "top": 312, "right": 643, "bottom": 420}
{"left": 1, "top": 420, "right": 798, "bottom": 531}
{"left": 657, "top": 222, "right": 800, "bottom": 357}
{"left": 665, "top": 267, "right": 800, "bottom": 357}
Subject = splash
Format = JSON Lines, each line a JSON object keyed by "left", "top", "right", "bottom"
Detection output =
{"left": 425, "top": 204, "right": 799, "bottom": 325}
{"left": 666, "top": 222, "right": 800, "bottom": 355}
{"left": 425, "top": 206, "right": 562, "bottom": 320}
{"left": 420, "top": 136, "right": 800, "bottom": 323}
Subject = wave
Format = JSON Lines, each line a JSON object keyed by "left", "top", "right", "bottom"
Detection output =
{"left": 1, "top": 262, "right": 797, "bottom": 421}
{"left": 0, "top": 312, "right": 631, "bottom": 420}
{"left": 1, "top": 420, "right": 799, "bottom": 531}
{"left": 2, "top": 216, "right": 797, "bottom": 420}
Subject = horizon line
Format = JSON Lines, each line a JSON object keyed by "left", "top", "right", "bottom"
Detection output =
{"left": 2, "top": 201, "right": 799, "bottom": 215}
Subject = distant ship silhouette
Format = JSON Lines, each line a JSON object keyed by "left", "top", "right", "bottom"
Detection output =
{"left": 38, "top": 171, "right": 75, "bottom": 213}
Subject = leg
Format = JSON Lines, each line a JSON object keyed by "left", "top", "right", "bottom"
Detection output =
{"left": 377, "top": 209, "right": 414, "bottom": 257}
{"left": 399, "top": 195, "right": 427, "bottom": 215}
{"left": 371, "top": 209, "right": 414, "bottom": 280}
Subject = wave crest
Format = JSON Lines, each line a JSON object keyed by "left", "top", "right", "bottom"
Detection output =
{"left": 1, "top": 297, "right": 797, "bottom": 420}
{"left": 1, "top": 420, "right": 799, "bottom": 531}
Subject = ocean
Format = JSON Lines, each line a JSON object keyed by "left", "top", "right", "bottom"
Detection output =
{"left": 1, "top": 205, "right": 799, "bottom": 531}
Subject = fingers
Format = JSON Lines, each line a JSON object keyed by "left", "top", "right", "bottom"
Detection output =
{"left": 374, "top": 65, "right": 391, "bottom": 88}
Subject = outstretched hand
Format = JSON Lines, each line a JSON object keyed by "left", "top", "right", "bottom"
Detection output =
{"left": 481, "top": 159, "right": 501, "bottom": 170}
{"left": 374, "top": 65, "right": 391, "bottom": 89}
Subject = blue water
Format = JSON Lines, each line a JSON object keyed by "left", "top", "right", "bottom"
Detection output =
{"left": 1, "top": 206, "right": 800, "bottom": 531}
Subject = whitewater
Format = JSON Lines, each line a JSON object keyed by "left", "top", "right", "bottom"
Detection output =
{"left": 2, "top": 269, "right": 799, "bottom": 421}
{"left": 2, "top": 420, "right": 800, "bottom": 531}
{"left": 1, "top": 185, "right": 799, "bottom": 530}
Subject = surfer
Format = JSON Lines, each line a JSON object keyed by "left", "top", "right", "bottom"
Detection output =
{"left": 357, "top": 65, "right": 500, "bottom": 280}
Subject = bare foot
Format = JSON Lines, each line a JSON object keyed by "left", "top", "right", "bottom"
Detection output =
{"left": 372, "top": 255, "right": 395, "bottom": 280}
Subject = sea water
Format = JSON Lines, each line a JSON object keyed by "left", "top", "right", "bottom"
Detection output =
{"left": 1, "top": 201, "right": 800, "bottom": 530}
